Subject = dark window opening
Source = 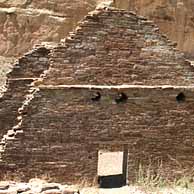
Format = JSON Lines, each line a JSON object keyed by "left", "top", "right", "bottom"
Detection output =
{"left": 176, "top": 92, "right": 185, "bottom": 103}
{"left": 115, "top": 93, "right": 128, "bottom": 104}
{"left": 91, "top": 92, "right": 101, "bottom": 102}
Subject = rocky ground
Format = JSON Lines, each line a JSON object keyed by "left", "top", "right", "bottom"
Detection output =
{"left": 0, "top": 180, "right": 194, "bottom": 194}
{"left": 98, "top": 186, "right": 194, "bottom": 194}
{"left": 0, "top": 179, "right": 77, "bottom": 194}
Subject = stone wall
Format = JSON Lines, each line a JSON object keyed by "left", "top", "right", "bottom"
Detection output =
{"left": 43, "top": 8, "right": 194, "bottom": 86}
{"left": 1, "top": 8, "right": 194, "bottom": 184}
{"left": 1, "top": 86, "right": 194, "bottom": 183}
{"left": 0, "top": 46, "right": 50, "bottom": 140}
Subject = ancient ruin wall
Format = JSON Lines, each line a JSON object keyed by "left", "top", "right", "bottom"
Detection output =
{"left": 0, "top": 46, "right": 50, "bottom": 140}
{"left": 0, "top": 0, "right": 113, "bottom": 103}
{"left": 1, "top": 86, "right": 194, "bottom": 183}
{"left": 43, "top": 9, "right": 194, "bottom": 86}
{"left": 1, "top": 8, "right": 194, "bottom": 183}
{"left": 0, "top": 2, "right": 115, "bottom": 140}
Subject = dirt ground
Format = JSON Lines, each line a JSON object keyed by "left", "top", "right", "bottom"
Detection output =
{"left": 81, "top": 185, "right": 194, "bottom": 194}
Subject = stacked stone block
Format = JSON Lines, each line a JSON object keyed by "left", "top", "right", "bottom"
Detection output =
{"left": 0, "top": 46, "right": 50, "bottom": 140}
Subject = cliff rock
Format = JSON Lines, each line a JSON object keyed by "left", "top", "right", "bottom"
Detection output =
{"left": 115, "top": 0, "right": 194, "bottom": 58}
{"left": 0, "top": 0, "right": 99, "bottom": 57}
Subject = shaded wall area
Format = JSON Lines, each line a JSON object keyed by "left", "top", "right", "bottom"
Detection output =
{"left": 1, "top": 86, "right": 194, "bottom": 183}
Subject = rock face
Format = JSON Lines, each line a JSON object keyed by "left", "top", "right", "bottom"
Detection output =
{"left": 114, "top": 0, "right": 194, "bottom": 58}
{"left": 0, "top": 0, "right": 98, "bottom": 57}
{"left": 0, "top": 56, "right": 15, "bottom": 93}
{"left": 1, "top": 8, "right": 194, "bottom": 184}
{"left": 1, "top": 0, "right": 194, "bottom": 58}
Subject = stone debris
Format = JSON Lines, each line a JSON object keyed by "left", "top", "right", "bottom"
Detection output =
{"left": 41, "top": 183, "right": 60, "bottom": 192}
{"left": 81, "top": 186, "right": 194, "bottom": 194}
{"left": 0, "top": 180, "right": 76, "bottom": 194}
{"left": 0, "top": 182, "right": 9, "bottom": 190}
{"left": 16, "top": 183, "right": 30, "bottom": 193}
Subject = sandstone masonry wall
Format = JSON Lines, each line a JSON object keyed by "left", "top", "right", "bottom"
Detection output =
{"left": 1, "top": 8, "right": 194, "bottom": 184}
{"left": 0, "top": 46, "right": 50, "bottom": 140}
{"left": 1, "top": 86, "right": 194, "bottom": 183}
{"left": 43, "top": 9, "right": 194, "bottom": 86}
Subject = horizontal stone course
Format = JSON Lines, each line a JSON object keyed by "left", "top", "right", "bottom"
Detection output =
{"left": 0, "top": 46, "right": 50, "bottom": 140}
{"left": 42, "top": 9, "right": 194, "bottom": 86}
{"left": 1, "top": 87, "right": 194, "bottom": 183}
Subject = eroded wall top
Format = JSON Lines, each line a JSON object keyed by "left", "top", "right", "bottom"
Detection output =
{"left": 41, "top": 8, "right": 194, "bottom": 86}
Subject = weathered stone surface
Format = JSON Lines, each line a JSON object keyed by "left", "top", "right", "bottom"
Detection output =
{"left": 114, "top": 0, "right": 194, "bottom": 58}
{"left": 0, "top": 46, "right": 50, "bottom": 140}
{"left": 41, "top": 183, "right": 60, "bottom": 192}
{"left": 2, "top": 86, "right": 194, "bottom": 183}
{"left": 1, "top": 8, "right": 194, "bottom": 184}
{"left": 42, "top": 189, "right": 61, "bottom": 194}
{"left": 42, "top": 8, "right": 194, "bottom": 86}
{"left": 16, "top": 183, "right": 30, "bottom": 193}
{"left": 1, "top": 9, "right": 194, "bottom": 183}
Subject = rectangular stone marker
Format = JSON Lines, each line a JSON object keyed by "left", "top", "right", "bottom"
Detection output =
{"left": 97, "top": 151, "right": 123, "bottom": 176}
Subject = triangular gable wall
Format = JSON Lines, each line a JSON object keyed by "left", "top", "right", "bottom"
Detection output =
{"left": 42, "top": 8, "right": 194, "bottom": 86}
